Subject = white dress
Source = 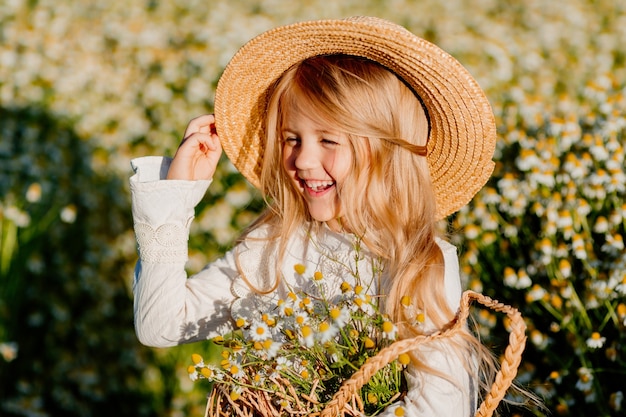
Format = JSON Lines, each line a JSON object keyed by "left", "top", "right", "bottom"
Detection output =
{"left": 130, "top": 156, "right": 476, "bottom": 416}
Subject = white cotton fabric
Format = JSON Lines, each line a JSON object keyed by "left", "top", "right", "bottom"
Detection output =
{"left": 129, "top": 156, "right": 475, "bottom": 417}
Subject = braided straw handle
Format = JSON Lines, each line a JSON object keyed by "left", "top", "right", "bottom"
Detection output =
{"left": 320, "top": 290, "right": 527, "bottom": 417}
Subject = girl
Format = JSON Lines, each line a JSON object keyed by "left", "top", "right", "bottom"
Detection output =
{"left": 131, "top": 17, "right": 500, "bottom": 416}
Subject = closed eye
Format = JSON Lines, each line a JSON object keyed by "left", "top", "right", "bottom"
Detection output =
{"left": 283, "top": 137, "right": 301, "bottom": 146}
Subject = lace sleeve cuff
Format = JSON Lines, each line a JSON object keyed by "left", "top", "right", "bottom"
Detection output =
{"left": 129, "top": 156, "right": 212, "bottom": 264}
{"left": 134, "top": 222, "right": 189, "bottom": 263}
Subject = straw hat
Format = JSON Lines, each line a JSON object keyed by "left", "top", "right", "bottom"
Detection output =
{"left": 214, "top": 16, "right": 496, "bottom": 219}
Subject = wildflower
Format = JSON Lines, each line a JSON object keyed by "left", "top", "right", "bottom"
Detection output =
{"left": 572, "top": 234, "right": 587, "bottom": 259}
{"left": 530, "top": 329, "right": 549, "bottom": 349}
{"left": 247, "top": 320, "right": 270, "bottom": 342}
{"left": 228, "top": 361, "right": 245, "bottom": 379}
{"left": 586, "top": 332, "right": 606, "bottom": 349}
{"left": 0, "top": 342, "right": 18, "bottom": 362}
{"left": 593, "top": 216, "right": 609, "bottom": 233}
{"left": 398, "top": 353, "right": 411, "bottom": 366}
{"left": 300, "top": 325, "right": 314, "bottom": 347}
{"left": 558, "top": 259, "right": 572, "bottom": 278}
{"left": 60, "top": 204, "right": 77, "bottom": 223}
{"left": 191, "top": 353, "right": 204, "bottom": 366}
{"left": 526, "top": 284, "right": 547, "bottom": 302}
{"left": 294, "top": 264, "right": 306, "bottom": 275}
{"left": 235, "top": 316, "right": 248, "bottom": 328}
{"left": 548, "top": 370, "right": 562, "bottom": 384}
{"left": 575, "top": 367, "right": 594, "bottom": 392}
{"left": 381, "top": 319, "right": 398, "bottom": 340}
{"left": 329, "top": 306, "right": 350, "bottom": 327}
{"left": 4, "top": 206, "right": 30, "bottom": 227}
{"left": 317, "top": 321, "right": 339, "bottom": 343}
{"left": 610, "top": 391, "right": 623, "bottom": 411}
{"left": 602, "top": 234, "right": 624, "bottom": 254}
{"left": 464, "top": 224, "right": 480, "bottom": 240}
{"left": 262, "top": 338, "right": 281, "bottom": 359}
{"left": 200, "top": 366, "right": 215, "bottom": 380}
{"left": 313, "top": 271, "right": 324, "bottom": 281}
{"left": 25, "top": 183, "right": 42, "bottom": 203}
{"left": 188, "top": 365, "right": 199, "bottom": 381}
{"left": 394, "top": 406, "right": 405, "bottom": 416}
{"left": 363, "top": 337, "right": 375, "bottom": 349}
{"left": 230, "top": 386, "right": 242, "bottom": 401}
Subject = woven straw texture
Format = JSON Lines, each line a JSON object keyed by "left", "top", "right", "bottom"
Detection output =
{"left": 214, "top": 17, "right": 497, "bottom": 219}
{"left": 205, "top": 290, "right": 527, "bottom": 417}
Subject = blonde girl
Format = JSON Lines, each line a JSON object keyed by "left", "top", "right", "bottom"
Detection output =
{"left": 131, "top": 17, "right": 506, "bottom": 416}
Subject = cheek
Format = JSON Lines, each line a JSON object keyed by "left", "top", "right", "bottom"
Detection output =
{"left": 336, "top": 149, "right": 356, "bottom": 181}
{"left": 281, "top": 146, "right": 294, "bottom": 171}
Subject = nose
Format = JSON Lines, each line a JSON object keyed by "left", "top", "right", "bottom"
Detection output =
{"left": 293, "top": 144, "right": 319, "bottom": 171}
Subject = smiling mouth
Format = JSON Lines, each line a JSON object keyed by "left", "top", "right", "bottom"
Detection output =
{"left": 300, "top": 179, "right": 335, "bottom": 193}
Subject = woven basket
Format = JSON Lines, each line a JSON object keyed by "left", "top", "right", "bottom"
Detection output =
{"left": 206, "top": 290, "right": 527, "bottom": 417}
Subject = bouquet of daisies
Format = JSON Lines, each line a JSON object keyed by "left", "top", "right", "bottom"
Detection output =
{"left": 188, "top": 264, "right": 415, "bottom": 417}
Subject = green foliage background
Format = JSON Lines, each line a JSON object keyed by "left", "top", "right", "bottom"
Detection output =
{"left": 0, "top": 0, "right": 624, "bottom": 416}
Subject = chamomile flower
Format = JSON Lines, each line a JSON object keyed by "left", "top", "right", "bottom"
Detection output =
{"left": 187, "top": 365, "right": 199, "bottom": 381}
{"left": 575, "top": 367, "right": 594, "bottom": 392}
{"left": 299, "top": 324, "right": 315, "bottom": 347}
{"left": 381, "top": 319, "right": 398, "bottom": 340}
{"left": 586, "top": 332, "right": 606, "bottom": 349}
{"left": 246, "top": 320, "right": 271, "bottom": 342}
{"left": 328, "top": 306, "right": 350, "bottom": 327}
{"left": 261, "top": 338, "right": 282, "bottom": 359}
{"left": 317, "top": 321, "right": 339, "bottom": 344}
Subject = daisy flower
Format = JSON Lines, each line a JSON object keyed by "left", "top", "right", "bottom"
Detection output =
{"left": 381, "top": 318, "right": 398, "bottom": 340}
{"left": 246, "top": 320, "right": 271, "bottom": 342}
{"left": 586, "top": 332, "right": 606, "bottom": 349}
{"left": 317, "top": 321, "right": 339, "bottom": 344}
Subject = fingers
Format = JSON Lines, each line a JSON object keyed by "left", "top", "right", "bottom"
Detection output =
{"left": 183, "top": 114, "right": 216, "bottom": 139}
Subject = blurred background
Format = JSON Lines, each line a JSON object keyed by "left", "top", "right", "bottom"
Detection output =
{"left": 0, "top": 0, "right": 624, "bottom": 416}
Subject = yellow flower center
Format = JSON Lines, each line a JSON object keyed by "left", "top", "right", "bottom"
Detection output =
{"left": 382, "top": 321, "right": 394, "bottom": 333}
{"left": 314, "top": 271, "right": 324, "bottom": 280}
{"left": 294, "top": 264, "right": 306, "bottom": 274}
{"left": 191, "top": 353, "right": 203, "bottom": 364}
{"left": 400, "top": 295, "right": 411, "bottom": 307}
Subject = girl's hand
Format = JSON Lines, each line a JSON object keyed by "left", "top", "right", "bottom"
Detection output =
{"left": 167, "top": 114, "right": 222, "bottom": 180}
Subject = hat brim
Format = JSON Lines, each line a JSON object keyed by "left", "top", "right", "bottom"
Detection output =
{"left": 214, "top": 17, "right": 496, "bottom": 219}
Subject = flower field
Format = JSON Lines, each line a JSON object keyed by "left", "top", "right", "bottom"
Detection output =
{"left": 0, "top": 0, "right": 624, "bottom": 416}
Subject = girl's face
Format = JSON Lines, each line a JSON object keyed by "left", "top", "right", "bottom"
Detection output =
{"left": 281, "top": 109, "right": 353, "bottom": 231}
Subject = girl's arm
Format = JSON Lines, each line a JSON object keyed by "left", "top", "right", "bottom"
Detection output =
{"left": 130, "top": 115, "right": 236, "bottom": 347}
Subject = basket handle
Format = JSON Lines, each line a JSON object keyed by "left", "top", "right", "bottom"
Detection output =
{"left": 320, "top": 290, "right": 527, "bottom": 417}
